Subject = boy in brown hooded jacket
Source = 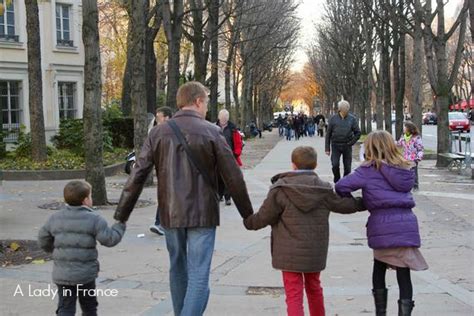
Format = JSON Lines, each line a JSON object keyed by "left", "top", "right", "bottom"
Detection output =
{"left": 244, "top": 146, "right": 365, "bottom": 316}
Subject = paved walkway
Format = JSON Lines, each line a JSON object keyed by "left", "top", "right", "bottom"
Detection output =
{"left": 1, "top": 134, "right": 473, "bottom": 315}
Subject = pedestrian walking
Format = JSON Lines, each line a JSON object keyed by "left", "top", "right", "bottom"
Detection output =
{"left": 397, "top": 122, "right": 424, "bottom": 191}
{"left": 317, "top": 117, "right": 325, "bottom": 138}
{"left": 335, "top": 130, "right": 428, "bottom": 316}
{"left": 38, "top": 181, "right": 126, "bottom": 316}
{"left": 325, "top": 100, "right": 361, "bottom": 183}
{"left": 150, "top": 106, "right": 173, "bottom": 236}
{"left": 277, "top": 114, "right": 285, "bottom": 136}
{"left": 286, "top": 116, "right": 294, "bottom": 141}
{"left": 244, "top": 146, "right": 365, "bottom": 316}
{"left": 114, "top": 81, "right": 253, "bottom": 316}
{"left": 217, "top": 109, "right": 244, "bottom": 205}
{"left": 307, "top": 116, "right": 315, "bottom": 137}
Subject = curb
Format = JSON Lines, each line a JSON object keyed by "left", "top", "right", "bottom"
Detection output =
{"left": 0, "top": 162, "right": 125, "bottom": 181}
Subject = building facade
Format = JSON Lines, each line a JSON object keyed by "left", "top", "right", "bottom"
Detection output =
{"left": 0, "top": 0, "right": 84, "bottom": 143}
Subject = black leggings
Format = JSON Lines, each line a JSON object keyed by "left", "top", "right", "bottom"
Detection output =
{"left": 372, "top": 259, "right": 413, "bottom": 300}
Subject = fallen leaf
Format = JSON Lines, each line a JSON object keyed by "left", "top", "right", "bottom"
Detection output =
{"left": 32, "top": 259, "right": 45, "bottom": 264}
{"left": 25, "top": 256, "right": 33, "bottom": 260}
{"left": 9, "top": 242, "right": 20, "bottom": 251}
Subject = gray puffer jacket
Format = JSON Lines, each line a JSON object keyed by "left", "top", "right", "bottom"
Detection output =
{"left": 38, "top": 205, "right": 126, "bottom": 285}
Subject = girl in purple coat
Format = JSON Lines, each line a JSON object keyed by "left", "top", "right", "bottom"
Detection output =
{"left": 335, "top": 130, "right": 428, "bottom": 316}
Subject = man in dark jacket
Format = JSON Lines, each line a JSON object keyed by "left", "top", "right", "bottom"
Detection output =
{"left": 114, "top": 81, "right": 253, "bottom": 316}
{"left": 150, "top": 106, "right": 173, "bottom": 236}
{"left": 325, "top": 100, "right": 361, "bottom": 183}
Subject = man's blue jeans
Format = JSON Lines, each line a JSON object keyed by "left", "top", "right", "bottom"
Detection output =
{"left": 164, "top": 227, "right": 216, "bottom": 316}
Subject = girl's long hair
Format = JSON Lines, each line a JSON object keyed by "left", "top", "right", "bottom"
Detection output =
{"left": 364, "top": 130, "right": 412, "bottom": 170}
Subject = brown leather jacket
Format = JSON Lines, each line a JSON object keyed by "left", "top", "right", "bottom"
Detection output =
{"left": 114, "top": 110, "right": 253, "bottom": 227}
{"left": 244, "top": 171, "right": 365, "bottom": 272}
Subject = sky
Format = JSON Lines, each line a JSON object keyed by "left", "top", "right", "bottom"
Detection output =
{"left": 292, "top": 0, "right": 325, "bottom": 71}
{"left": 292, "top": 0, "right": 463, "bottom": 72}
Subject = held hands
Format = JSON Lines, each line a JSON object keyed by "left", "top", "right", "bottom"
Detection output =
{"left": 242, "top": 216, "right": 253, "bottom": 230}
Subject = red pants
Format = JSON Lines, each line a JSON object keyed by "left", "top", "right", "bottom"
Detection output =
{"left": 282, "top": 271, "right": 325, "bottom": 316}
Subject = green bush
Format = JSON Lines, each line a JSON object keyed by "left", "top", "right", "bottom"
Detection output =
{"left": 0, "top": 130, "right": 6, "bottom": 159}
{"left": 0, "top": 147, "right": 128, "bottom": 170}
{"left": 14, "top": 127, "right": 32, "bottom": 158}
{"left": 51, "top": 119, "right": 115, "bottom": 154}
{"left": 51, "top": 119, "right": 84, "bottom": 155}
{"left": 103, "top": 117, "right": 134, "bottom": 149}
{"left": 103, "top": 100, "right": 124, "bottom": 123}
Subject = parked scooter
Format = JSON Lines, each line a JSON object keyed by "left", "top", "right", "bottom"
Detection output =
{"left": 263, "top": 122, "right": 273, "bottom": 132}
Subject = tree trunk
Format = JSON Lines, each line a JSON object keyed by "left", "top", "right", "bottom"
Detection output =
{"left": 129, "top": 0, "right": 148, "bottom": 154}
{"left": 121, "top": 26, "right": 132, "bottom": 116}
{"left": 411, "top": 0, "right": 423, "bottom": 134}
{"left": 163, "top": 0, "right": 184, "bottom": 110}
{"left": 394, "top": 33, "right": 406, "bottom": 140}
{"left": 224, "top": 47, "right": 233, "bottom": 109}
{"left": 25, "top": 0, "right": 47, "bottom": 162}
{"left": 208, "top": 0, "right": 219, "bottom": 122}
{"left": 82, "top": 0, "right": 107, "bottom": 205}
{"left": 232, "top": 56, "right": 241, "bottom": 125}
{"left": 469, "top": 0, "right": 474, "bottom": 101}
{"left": 382, "top": 28, "right": 392, "bottom": 133}
{"left": 145, "top": 28, "right": 157, "bottom": 114}
{"left": 376, "top": 59, "right": 384, "bottom": 130}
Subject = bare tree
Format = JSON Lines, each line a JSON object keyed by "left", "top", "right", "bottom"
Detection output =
{"left": 423, "top": 0, "right": 469, "bottom": 166}
{"left": 128, "top": 0, "right": 148, "bottom": 156}
{"left": 82, "top": 0, "right": 107, "bottom": 204}
{"left": 25, "top": 0, "right": 47, "bottom": 162}
{"left": 163, "top": 0, "right": 184, "bottom": 110}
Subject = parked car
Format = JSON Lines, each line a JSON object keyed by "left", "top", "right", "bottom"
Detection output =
{"left": 422, "top": 112, "right": 437, "bottom": 125}
{"left": 448, "top": 112, "right": 470, "bottom": 133}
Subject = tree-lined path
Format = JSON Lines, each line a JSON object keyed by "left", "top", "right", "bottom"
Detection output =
{"left": 1, "top": 133, "right": 473, "bottom": 315}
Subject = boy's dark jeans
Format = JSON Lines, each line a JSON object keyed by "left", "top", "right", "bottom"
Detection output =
{"left": 56, "top": 281, "right": 98, "bottom": 316}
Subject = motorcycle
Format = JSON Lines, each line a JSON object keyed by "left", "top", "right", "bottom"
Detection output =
{"left": 124, "top": 113, "right": 156, "bottom": 175}
{"left": 124, "top": 151, "right": 136, "bottom": 175}
{"left": 263, "top": 122, "right": 273, "bottom": 132}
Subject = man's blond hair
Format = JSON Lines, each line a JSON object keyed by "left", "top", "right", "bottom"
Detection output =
{"left": 177, "top": 81, "right": 210, "bottom": 109}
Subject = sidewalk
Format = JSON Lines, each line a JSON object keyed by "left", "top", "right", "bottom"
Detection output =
{"left": 1, "top": 133, "right": 473, "bottom": 315}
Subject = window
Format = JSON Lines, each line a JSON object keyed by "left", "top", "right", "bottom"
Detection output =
{"left": 56, "top": 3, "right": 73, "bottom": 47}
{"left": 0, "top": 0, "right": 18, "bottom": 41}
{"left": 1, "top": 81, "right": 22, "bottom": 142}
{"left": 58, "top": 82, "right": 76, "bottom": 120}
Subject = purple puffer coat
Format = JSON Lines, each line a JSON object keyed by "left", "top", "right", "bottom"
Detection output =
{"left": 335, "top": 162, "right": 421, "bottom": 249}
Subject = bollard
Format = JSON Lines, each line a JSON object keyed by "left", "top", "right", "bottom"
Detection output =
{"left": 464, "top": 135, "right": 471, "bottom": 167}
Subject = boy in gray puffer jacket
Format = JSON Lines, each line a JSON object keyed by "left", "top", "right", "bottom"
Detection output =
{"left": 38, "top": 180, "right": 126, "bottom": 316}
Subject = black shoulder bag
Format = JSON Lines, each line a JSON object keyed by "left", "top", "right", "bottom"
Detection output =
{"left": 167, "top": 120, "right": 219, "bottom": 202}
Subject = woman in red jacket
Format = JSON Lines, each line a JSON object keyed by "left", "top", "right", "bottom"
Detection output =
{"left": 217, "top": 109, "right": 244, "bottom": 205}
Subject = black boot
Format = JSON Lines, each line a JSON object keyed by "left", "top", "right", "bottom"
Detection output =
{"left": 372, "top": 288, "right": 387, "bottom": 316}
{"left": 398, "top": 299, "right": 414, "bottom": 316}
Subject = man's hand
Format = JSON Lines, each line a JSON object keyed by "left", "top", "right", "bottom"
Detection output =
{"left": 325, "top": 151, "right": 330, "bottom": 156}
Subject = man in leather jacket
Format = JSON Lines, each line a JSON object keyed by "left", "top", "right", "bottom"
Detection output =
{"left": 114, "top": 81, "right": 253, "bottom": 316}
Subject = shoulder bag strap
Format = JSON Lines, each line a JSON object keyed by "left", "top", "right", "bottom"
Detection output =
{"left": 167, "top": 120, "right": 219, "bottom": 200}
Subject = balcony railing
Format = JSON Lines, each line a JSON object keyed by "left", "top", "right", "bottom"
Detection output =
{"left": 0, "top": 34, "right": 19, "bottom": 42}
{"left": 57, "top": 39, "right": 74, "bottom": 47}
{"left": 2, "top": 123, "right": 20, "bottom": 143}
